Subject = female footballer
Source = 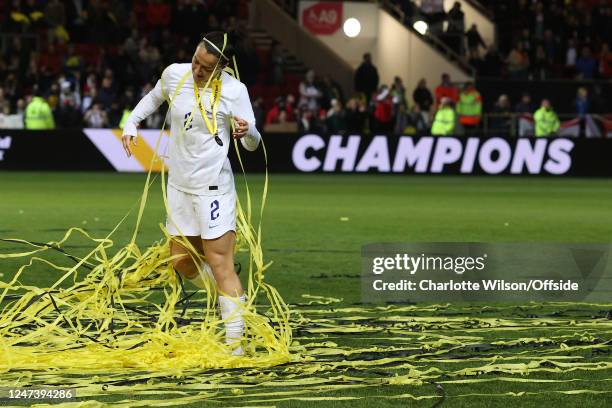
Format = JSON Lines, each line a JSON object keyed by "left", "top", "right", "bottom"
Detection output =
{"left": 121, "top": 32, "right": 261, "bottom": 355}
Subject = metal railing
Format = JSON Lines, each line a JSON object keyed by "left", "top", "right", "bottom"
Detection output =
{"left": 472, "top": 113, "right": 609, "bottom": 138}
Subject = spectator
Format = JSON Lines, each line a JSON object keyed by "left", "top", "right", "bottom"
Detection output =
{"left": 132, "top": 82, "right": 163, "bottom": 129}
{"left": 252, "top": 96, "right": 265, "bottom": 131}
{"left": 45, "top": 0, "right": 68, "bottom": 42}
{"left": 137, "top": 38, "right": 161, "bottom": 81}
{"left": 465, "top": 24, "right": 486, "bottom": 55}
{"left": 412, "top": 78, "right": 433, "bottom": 113}
{"left": 490, "top": 94, "right": 512, "bottom": 136}
{"left": 599, "top": 42, "right": 612, "bottom": 78}
{"left": 83, "top": 102, "right": 108, "bottom": 128}
{"left": 431, "top": 97, "right": 456, "bottom": 136}
{"left": 81, "top": 88, "right": 97, "bottom": 114}
{"left": 542, "top": 30, "right": 557, "bottom": 62}
{"left": 467, "top": 49, "right": 485, "bottom": 73}
{"left": 518, "top": 28, "right": 532, "bottom": 55}
{"left": 146, "top": 0, "right": 171, "bottom": 29}
{"left": 456, "top": 82, "right": 482, "bottom": 131}
{"left": 354, "top": 53, "right": 379, "bottom": 102}
{"left": 575, "top": 47, "right": 597, "bottom": 79}
{"left": 446, "top": 2, "right": 465, "bottom": 55}
{"left": 372, "top": 85, "right": 393, "bottom": 133}
{"left": 326, "top": 99, "right": 346, "bottom": 134}
{"left": 515, "top": 93, "right": 533, "bottom": 114}
{"left": 576, "top": 87, "right": 589, "bottom": 137}
{"left": 575, "top": 87, "right": 589, "bottom": 117}
{"left": 298, "top": 107, "right": 317, "bottom": 133}
{"left": 420, "top": 0, "right": 445, "bottom": 36}
{"left": 0, "top": 88, "right": 8, "bottom": 110}
{"left": 481, "top": 46, "right": 503, "bottom": 77}
{"left": 266, "top": 96, "right": 290, "bottom": 125}
{"left": 269, "top": 43, "right": 285, "bottom": 86}
{"left": 434, "top": 73, "right": 459, "bottom": 106}
{"left": 24, "top": 88, "right": 55, "bottom": 130}
{"left": 533, "top": 2, "right": 545, "bottom": 40}
{"left": 0, "top": 104, "right": 24, "bottom": 129}
{"left": 320, "top": 75, "right": 344, "bottom": 111}
{"left": 506, "top": 42, "right": 529, "bottom": 79}
{"left": 46, "top": 82, "right": 61, "bottom": 111}
{"left": 345, "top": 98, "right": 366, "bottom": 134}
{"left": 533, "top": 99, "right": 560, "bottom": 137}
{"left": 390, "top": 76, "right": 406, "bottom": 114}
{"left": 298, "top": 70, "right": 322, "bottom": 111}
{"left": 39, "top": 43, "right": 62, "bottom": 76}
{"left": 531, "top": 45, "right": 550, "bottom": 80}
{"left": 59, "top": 79, "right": 81, "bottom": 108}
{"left": 16, "top": 99, "right": 26, "bottom": 117}
{"left": 395, "top": 103, "right": 427, "bottom": 136}
{"left": 56, "top": 98, "right": 81, "bottom": 128}
{"left": 285, "top": 94, "right": 296, "bottom": 121}
{"left": 107, "top": 100, "right": 123, "bottom": 128}
{"left": 565, "top": 38, "right": 578, "bottom": 76}
{"left": 97, "top": 77, "right": 116, "bottom": 109}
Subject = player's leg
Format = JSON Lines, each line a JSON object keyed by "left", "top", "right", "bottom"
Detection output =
{"left": 203, "top": 230, "right": 245, "bottom": 355}
{"left": 166, "top": 184, "right": 215, "bottom": 287}
{"left": 200, "top": 191, "right": 245, "bottom": 354}
{"left": 202, "top": 231, "right": 242, "bottom": 296}
{"left": 169, "top": 236, "right": 209, "bottom": 280}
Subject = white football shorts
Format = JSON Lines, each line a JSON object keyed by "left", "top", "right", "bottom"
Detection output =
{"left": 165, "top": 184, "right": 237, "bottom": 239}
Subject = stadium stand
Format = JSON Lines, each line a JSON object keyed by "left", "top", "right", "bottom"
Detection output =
{"left": 0, "top": 0, "right": 610, "bottom": 137}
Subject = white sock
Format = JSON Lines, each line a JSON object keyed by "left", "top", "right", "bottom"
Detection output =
{"left": 219, "top": 294, "right": 246, "bottom": 355}
{"left": 188, "top": 262, "right": 216, "bottom": 289}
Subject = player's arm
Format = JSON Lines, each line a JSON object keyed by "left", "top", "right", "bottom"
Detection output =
{"left": 121, "top": 79, "right": 166, "bottom": 157}
{"left": 231, "top": 84, "right": 261, "bottom": 151}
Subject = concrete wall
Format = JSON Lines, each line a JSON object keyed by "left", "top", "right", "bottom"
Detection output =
{"left": 296, "top": 1, "right": 471, "bottom": 97}
{"left": 298, "top": 1, "right": 378, "bottom": 67}
{"left": 251, "top": 0, "right": 356, "bottom": 95}
{"left": 375, "top": 10, "right": 470, "bottom": 97}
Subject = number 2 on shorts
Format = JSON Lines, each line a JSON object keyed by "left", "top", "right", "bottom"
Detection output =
{"left": 210, "top": 200, "right": 220, "bottom": 221}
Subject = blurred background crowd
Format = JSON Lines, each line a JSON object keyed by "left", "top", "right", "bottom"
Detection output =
{"left": 0, "top": 0, "right": 610, "bottom": 137}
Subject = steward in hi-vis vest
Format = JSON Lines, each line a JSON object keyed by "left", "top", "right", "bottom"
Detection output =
{"left": 431, "top": 97, "right": 456, "bottom": 135}
{"left": 533, "top": 99, "right": 560, "bottom": 137}
{"left": 456, "top": 82, "right": 482, "bottom": 128}
{"left": 25, "top": 96, "right": 55, "bottom": 130}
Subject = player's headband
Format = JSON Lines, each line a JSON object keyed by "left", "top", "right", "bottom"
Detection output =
{"left": 202, "top": 33, "right": 229, "bottom": 61}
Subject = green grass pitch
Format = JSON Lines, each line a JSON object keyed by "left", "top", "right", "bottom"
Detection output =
{"left": 1, "top": 172, "right": 611, "bottom": 407}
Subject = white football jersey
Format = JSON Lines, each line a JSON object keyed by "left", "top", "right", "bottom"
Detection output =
{"left": 123, "top": 63, "right": 261, "bottom": 195}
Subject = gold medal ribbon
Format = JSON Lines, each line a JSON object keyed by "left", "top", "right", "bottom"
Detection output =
{"left": 191, "top": 33, "right": 228, "bottom": 138}
{"left": 193, "top": 78, "right": 222, "bottom": 137}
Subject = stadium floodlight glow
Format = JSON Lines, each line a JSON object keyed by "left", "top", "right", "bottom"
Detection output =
{"left": 413, "top": 20, "right": 428, "bottom": 35}
{"left": 343, "top": 18, "right": 361, "bottom": 38}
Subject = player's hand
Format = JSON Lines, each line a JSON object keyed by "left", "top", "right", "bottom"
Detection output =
{"left": 232, "top": 116, "right": 249, "bottom": 139}
{"left": 122, "top": 134, "right": 137, "bottom": 157}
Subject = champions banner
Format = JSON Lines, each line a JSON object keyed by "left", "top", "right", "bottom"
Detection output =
{"left": 0, "top": 130, "right": 611, "bottom": 176}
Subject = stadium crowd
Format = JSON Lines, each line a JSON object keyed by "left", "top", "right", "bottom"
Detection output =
{"left": 0, "top": 0, "right": 609, "bottom": 137}
{"left": 263, "top": 52, "right": 607, "bottom": 137}
{"left": 389, "top": 0, "right": 612, "bottom": 80}
{"left": 0, "top": 0, "right": 255, "bottom": 129}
